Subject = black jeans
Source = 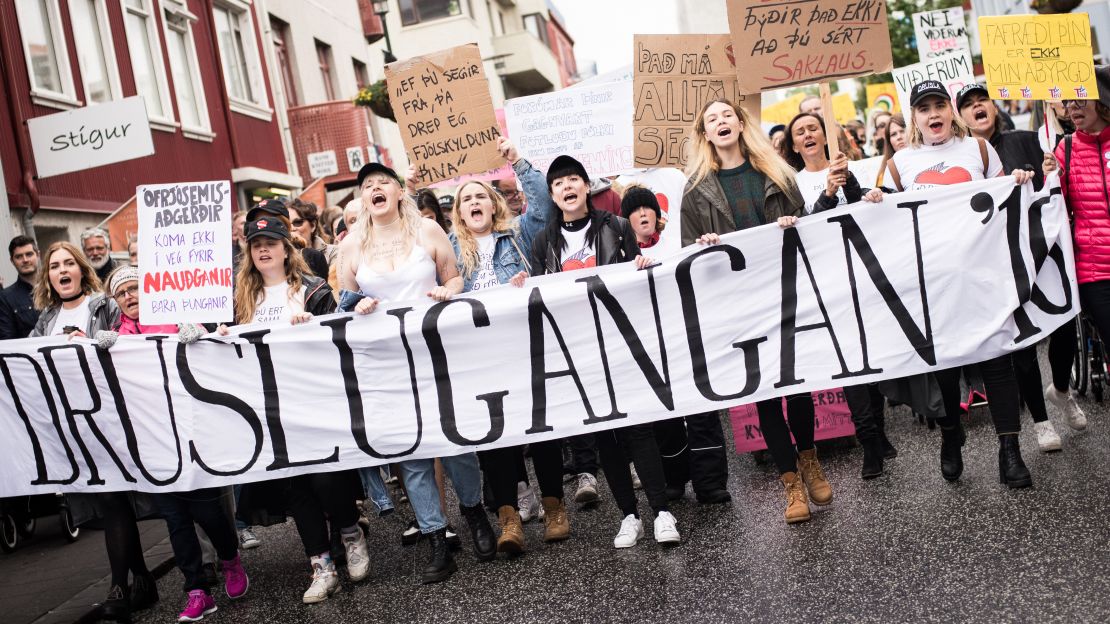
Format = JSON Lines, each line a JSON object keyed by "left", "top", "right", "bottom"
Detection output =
{"left": 755, "top": 394, "right": 816, "bottom": 475}
{"left": 288, "top": 471, "right": 361, "bottom": 558}
{"left": 595, "top": 424, "right": 668, "bottom": 517}
{"left": 568, "top": 434, "right": 598, "bottom": 476}
{"left": 481, "top": 439, "right": 564, "bottom": 508}
{"left": 843, "top": 384, "right": 886, "bottom": 441}
{"left": 934, "top": 355, "right": 1020, "bottom": 434}
{"left": 99, "top": 493, "right": 149, "bottom": 588}
{"left": 1081, "top": 280, "right": 1110, "bottom": 356}
{"left": 653, "top": 412, "right": 729, "bottom": 494}
{"left": 152, "top": 488, "right": 238, "bottom": 593}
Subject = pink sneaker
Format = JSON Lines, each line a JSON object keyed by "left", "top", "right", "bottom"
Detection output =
{"left": 222, "top": 553, "right": 249, "bottom": 599}
{"left": 178, "top": 589, "right": 216, "bottom": 622}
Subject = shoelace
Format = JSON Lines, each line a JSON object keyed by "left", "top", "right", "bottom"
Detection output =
{"left": 617, "top": 520, "right": 638, "bottom": 538}
{"left": 786, "top": 480, "right": 806, "bottom": 505}
{"left": 344, "top": 538, "right": 364, "bottom": 565}
{"left": 801, "top": 457, "right": 827, "bottom": 482}
{"left": 106, "top": 585, "right": 125, "bottom": 601}
{"left": 185, "top": 592, "right": 206, "bottom": 611}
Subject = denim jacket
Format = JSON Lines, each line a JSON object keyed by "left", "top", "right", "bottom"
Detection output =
{"left": 449, "top": 158, "right": 555, "bottom": 292}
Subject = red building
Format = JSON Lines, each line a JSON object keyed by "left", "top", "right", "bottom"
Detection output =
{"left": 544, "top": 1, "right": 577, "bottom": 88}
{"left": 0, "top": 0, "right": 299, "bottom": 248}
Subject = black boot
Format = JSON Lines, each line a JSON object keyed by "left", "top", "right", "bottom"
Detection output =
{"left": 939, "top": 423, "right": 965, "bottom": 482}
{"left": 422, "top": 528, "right": 457, "bottom": 584}
{"left": 459, "top": 503, "right": 496, "bottom": 562}
{"left": 998, "top": 435, "right": 1033, "bottom": 488}
{"left": 860, "top": 437, "right": 884, "bottom": 479}
{"left": 129, "top": 573, "right": 159, "bottom": 611}
{"left": 879, "top": 432, "right": 898, "bottom": 459}
{"left": 100, "top": 584, "right": 130, "bottom": 622}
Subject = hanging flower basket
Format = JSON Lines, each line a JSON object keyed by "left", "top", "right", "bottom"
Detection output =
{"left": 353, "top": 79, "right": 394, "bottom": 122}
{"left": 1030, "top": 0, "right": 1082, "bottom": 13}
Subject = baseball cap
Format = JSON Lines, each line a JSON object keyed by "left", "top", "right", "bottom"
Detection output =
{"left": 909, "top": 80, "right": 950, "bottom": 108}
{"left": 246, "top": 197, "right": 289, "bottom": 222}
{"left": 357, "top": 162, "right": 401, "bottom": 188}
{"left": 955, "top": 83, "right": 990, "bottom": 110}
{"left": 244, "top": 217, "right": 290, "bottom": 241}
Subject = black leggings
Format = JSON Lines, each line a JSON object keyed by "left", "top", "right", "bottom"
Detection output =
{"left": 288, "top": 471, "right": 361, "bottom": 558}
{"left": 100, "top": 493, "right": 150, "bottom": 588}
{"left": 934, "top": 356, "right": 1020, "bottom": 435}
{"left": 481, "top": 439, "right": 564, "bottom": 509}
{"left": 1012, "top": 320, "right": 1078, "bottom": 423}
{"left": 755, "top": 394, "right": 816, "bottom": 475}
{"left": 595, "top": 424, "right": 668, "bottom": 518}
{"left": 1081, "top": 281, "right": 1110, "bottom": 361}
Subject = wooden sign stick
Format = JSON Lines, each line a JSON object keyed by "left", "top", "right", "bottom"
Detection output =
{"left": 819, "top": 83, "right": 841, "bottom": 160}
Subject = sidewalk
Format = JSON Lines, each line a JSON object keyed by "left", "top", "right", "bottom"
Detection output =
{"left": 0, "top": 517, "right": 173, "bottom": 624}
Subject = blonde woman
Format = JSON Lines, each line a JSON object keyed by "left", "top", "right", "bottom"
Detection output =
{"left": 679, "top": 98, "right": 833, "bottom": 525}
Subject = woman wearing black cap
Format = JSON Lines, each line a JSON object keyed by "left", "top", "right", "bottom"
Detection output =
{"left": 530, "top": 154, "right": 681, "bottom": 548}
{"left": 888, "top": 79, "right": 1036, "bottom": 489}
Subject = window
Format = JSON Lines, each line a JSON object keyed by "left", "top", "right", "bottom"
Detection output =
{"left": 270, "top": 17, "right": 297, "bottom": 107}
{"left": 161, "top": 0, "right": 211, "bottom": 137}
{"left": 523, "top": 13, "right": 548, "bottom": 47}
{"left": 14, "top": 0, "right": 78, "bottom": 107}
{"left": 399, "top": 0, "right": 460, "bottom": 26}
{"left": 353, "top": 59, "right": 369, "bottom": 91}
{"left": 212, "top": 0, "right": 270, "bottom": 118}
{"left": 121, "top": 0, "right": 175, "bottom": 127}
{"left": 315, "top": 40, "right": 335, "bottom": 101}
{"left": 69, "top": 0, "right": 122, "bottom": 103}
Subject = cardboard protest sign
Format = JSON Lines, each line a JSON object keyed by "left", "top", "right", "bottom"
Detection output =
{"left": 726, "top": 0, "right": 893, "bottom": 92}
{"left": 633, "top": 34, "right": 760, "bottom": 168}
{"left": 729, "top": 389, "right": 856, "bottom": 453}
{"left": 866, "top": 82, "right": 900, "bottom": 113}
{"left": 506, "top": 78, "right": 634, "bottom": 178}
{"left": 913, "top": 7, "right": 970, "bottom": 62}
{"left": 429, "top": 109, "right": 512, "bottom": 189}
{"left": 979, "top": 13, "right": 1098, "bottom": 100}
{"left": 137, "top": 180, "right": 233, "bottom": 324}
{"left": 892, "top": 50, "right": 975, "bottom": 115}
{"left": 386, "top": 44, "right": 502, "bottom": 185}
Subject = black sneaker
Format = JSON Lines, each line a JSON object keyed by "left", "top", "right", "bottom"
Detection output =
{"left": 100, "top": 584, "right": 130, "bottom": 622}
{"left": 695, "top": 489, "right": 732, "bottom": 505}
{"left": 130, "top": 573, "right": 159, "bottom": 611}
{"left": 401, "top": 519, "right": 422, "bottom": 546}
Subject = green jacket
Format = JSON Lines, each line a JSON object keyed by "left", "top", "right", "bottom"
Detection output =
{"left": 680, "top": 169, "right": 805, "bottom": 247}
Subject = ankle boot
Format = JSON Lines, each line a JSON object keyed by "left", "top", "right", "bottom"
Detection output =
{"left": 540, "top": 496, "right": 570, "bottom": 542}
{"left": 496, "top": 505, "right": 525, "bottom": 554}
{"left": 879, "top": 431, "right": 898, "bottom": 459}
{"left": 459, "top": 503, "right": 496, "bottom": 562}
{"left": 998, "top": 435, "right": 1033, "bottom": 488}
{"left": 939, "top": 423, "right": 965, "bottom": 482}
{"left": 860, "top": 437, "right": 884, "bottom": 480}
{"left": 100, "top": 584, "right": 130, "bottom": 622}
{"left": 421, "top": 528, "right": 457, "bottom": 584}
{"left": 781, "top": 472, "right": 811, "bottom": 524}
{"left": 796, "top": 449, "right": 833, "bottom": 505}
{"left": 129, "top": 572, "right": 159, "bottom": 611}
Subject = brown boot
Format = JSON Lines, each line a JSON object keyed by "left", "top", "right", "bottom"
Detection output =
{"left": 797, "top": 448, "right": 833, "bottom": 506}
{"left": 781, "top": 472, "right": 811, "bottom": 524}
{"left": 540, "top": 497, "right": 569, "bottom": 542}
{"left": 496, "top": 506, "right": 525, "bottom": 554}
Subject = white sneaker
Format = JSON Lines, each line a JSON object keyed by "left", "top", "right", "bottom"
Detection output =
{"left": 341, "top": 528, "right": 370, "bottom": 581}
{"left": 630, "top": 463, "right": 641, "bottom": 490}
{"left": 302, "top": 558, "right": 339, "bottom": 604}
{"left": 613, "top": 514, "right": 643, "bottom": 548}
{"left": 237, "top": 527, "right": 260, "bottom": 550}
{"left": 1032, "top": 420, "right": 1062, "bottom": 452}
{"left": 653, "top": 511, "right": 681, "bottom": 544}
{"left": 1045, "top": 385, "right": 1088, "bottom": 430}
{"left": 574, "top": 473, "right": 599, "bottom": 504}
{"left": 517, "top": 481, "right": 544, "bottom": 522}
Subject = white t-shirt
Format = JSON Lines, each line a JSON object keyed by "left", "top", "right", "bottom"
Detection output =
{"left": 795, "top": 167, "right": 846, "bottom": 214}
{"left": 559, "top": 227, "right": 596, "bottom": 272}
{"left": 891, "top": 136, "right": 1004, "bottom": 192}
{"left": 51, "top": 298, "right": 91, "bottom": 335}
{"left": 252, "top": 283, "right": 307, "bottom": 324}
{"left": 469, "top": 234, "right": 500, "bottom": 291}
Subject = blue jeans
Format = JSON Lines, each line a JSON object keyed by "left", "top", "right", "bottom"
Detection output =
{"left": 153, "top": 488, "right": 238, "bottom": 593}
{"left": 358, "top": 466, "right": 395, "bottom": 515}
{"left": 398, "top": 453, "right": 482, "bottom": 534}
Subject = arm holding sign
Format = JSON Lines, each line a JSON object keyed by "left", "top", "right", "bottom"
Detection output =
{"left": 513, "top": 154, "right": 555, "bottom": 254}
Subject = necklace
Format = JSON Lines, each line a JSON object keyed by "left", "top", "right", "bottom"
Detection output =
{"left": 373, "top": 215, "right": 401, "bottom": 229}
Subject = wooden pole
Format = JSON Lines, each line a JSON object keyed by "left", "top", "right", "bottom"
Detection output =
{"left": 819, "top": 83, "right": 841, "bottom": 160}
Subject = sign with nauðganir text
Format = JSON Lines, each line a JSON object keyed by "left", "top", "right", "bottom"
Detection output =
{"left": 726, "top": 0, "right": 893, "bottom": 93}
{"left": 386, "top": 43, "right": 503, "bottom": 185}
{"left": 137, "top": 180, "right": 233, "bottom": 324}
{"left": 912, "top": 7, "right": 969, "bottom": 62}
{"left": 27, "top": 96, "right": 154, "bottom": 178}
{"left": 979, "top": 13, "right": 1098, "bottom": 101}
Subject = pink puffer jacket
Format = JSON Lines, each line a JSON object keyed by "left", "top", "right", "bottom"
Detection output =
{"left": 1056, "top": 126, "right": 1110, "bottom": 284}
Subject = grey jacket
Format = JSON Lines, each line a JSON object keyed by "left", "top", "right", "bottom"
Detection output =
{"left": 680, "top": 170, "right": 805, "bottom": 247}
{"left": 31, "top": 292, "right": 120, "bottom": 337}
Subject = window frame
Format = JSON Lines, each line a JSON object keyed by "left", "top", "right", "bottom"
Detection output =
{"left": 269, "top": 16, "right": 297, "bottom": 107}
{"left": 14, "top": 0, "right": 81, "bottom": 109}
{"left": 522, "top": 12, "right": 549, "bottom": 47}
{"left": 352, "top": 58, "right": 369, "bottom": 92}
{"left": 315, "top": 39, "right": 335, "bottom": 101}
{"left": 68, "top": 0, "right": 124, "bottom": 105}
{"left": 211, "top": 0, "right": 271, "bottom": 121}
{"left": 399, "top": 0, "right": 462, "bottom": 27}
{"left": 159, "top": 0, "right": 213, "bottom": 140}
{"left": 119, "top": 0, "right": 177, "bottom": 131}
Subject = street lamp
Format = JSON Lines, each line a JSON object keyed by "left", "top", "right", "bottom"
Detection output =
{"left": 372, "top": 0, "right": 397, "bottom": 64}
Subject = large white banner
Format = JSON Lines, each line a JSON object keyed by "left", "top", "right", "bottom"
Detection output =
{"left": 0, "top": 178, "right": 1077, "bottom": 496}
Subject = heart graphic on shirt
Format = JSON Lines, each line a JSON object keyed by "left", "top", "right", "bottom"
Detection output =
{"left": 562, "top": 256, "right": 597, "bottom": 272}
{"left": 914, "top": 162, "right": 972, "bottom": 186}
{"left": 655, "top": 192, "right": 669, "bottom": 214}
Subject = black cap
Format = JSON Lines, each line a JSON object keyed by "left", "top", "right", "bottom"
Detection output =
{"left": 437, "top": 195, "right": 454, "bottom": 209}
{"left": 244, "top": 217, "right": 290, "bottom": 242}
{"left": 955, "top": 83, "right": 989, "bottom": 109}
{"left": 620, "top": 187, "right": 661, "bottom": 220}
{"left": 546, "top": 154, "right": 590, "bottom": 188}
{"left": 768, "top": 124, "right": 786, "bottom": 137}
{"left": 357, "top": 162, "right": 401, "bottom": 188}
{"left": 246, "top": 197, "right": 288, "bottom": 222}
{"left": 909, "top": 80, "right": 950, "bottom": 108}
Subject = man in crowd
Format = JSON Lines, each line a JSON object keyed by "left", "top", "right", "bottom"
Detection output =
{"left": 0, "top": 235, "right": 42, "bottom": 339}
{"left": 81, "top": 227, "right": 117, "bottom": 282}
{"left": 495, "top": 178, "right": 526, "bottom": 216}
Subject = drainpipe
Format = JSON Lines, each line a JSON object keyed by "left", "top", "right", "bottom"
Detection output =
{"left": 0, "top": 5, "right": 41, "bottom": 241}
{"left": 204, "top": 0, "right": 242, "bottom": 169}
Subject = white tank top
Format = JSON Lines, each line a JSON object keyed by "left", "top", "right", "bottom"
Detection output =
{"left": 354, "top": 241, "right": 437, "bottom": 303}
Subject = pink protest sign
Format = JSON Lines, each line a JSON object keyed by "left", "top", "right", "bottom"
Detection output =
{"left": 729, "top": 389, "right": 856, "bottom": 454}
{"left": 429, "top": 108, "right": 513, "bottom": 189}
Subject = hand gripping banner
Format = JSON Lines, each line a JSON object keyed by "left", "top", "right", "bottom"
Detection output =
{"left": 0, "top": 177, "right": 1077, "bottom": 496}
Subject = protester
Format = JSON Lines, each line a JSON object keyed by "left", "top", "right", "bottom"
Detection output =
{"left": 288, "top": 199, "right": 337, "bottom": 265}
{"left": 844, "top": 119, "right": 868, "bottom": 156}
{"left": 768, "top": 124, "right": 786, "bottom": 151}
{"left": 81, "top": 227, "right": 118, "bottom": 283}
{"left": 620, "top": 186, "right": 664, "bottom": 248}
{"left": 248, "top": 198, "right": 329, "bottom": 280}
{"left": 870, "top": 110, "right": 892, "bottom": 155}
{"left": 589, "top": 177, "right": 623, "bottom": 216}
{"left": 417, "top": 189, "right": 451, "bottom": 233}
{"left": 321, "top": 205, "right": 344, "bottom": 242}
{"left": 887, "top": 80, "right": 1036, "bottom": 488}
{"left": 681, "top": 98, "right": 833, "bottom": 523}
{"left": 875, "top": 114, "right": 907, "bottom": 188}
{"left": 494, "top": 177, "right": 526, "bottom": 216}
{"left": 0, "top": 235, "right": 41, "bottom": 339}
{"left": 437, "top": 194, "right": 455, "bottom": 231}
{"left": 337, "top": 162, "right": 496, "bottom": 580}
{"left": 127, "top": 236, "right": 138, "bottom": 267}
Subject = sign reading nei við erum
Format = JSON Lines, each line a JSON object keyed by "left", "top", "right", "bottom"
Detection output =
{"left": 27, "top": 96, "right": 155, "bottom": 178}
{"left": 137, "top": 180, "right": 233, "bottom": 324}
{"left": 912, "top": 7, "right": 970, "bottom": 61}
